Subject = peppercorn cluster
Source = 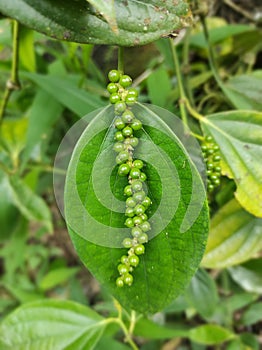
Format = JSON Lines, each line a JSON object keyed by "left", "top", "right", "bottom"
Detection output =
{"left": 107, "top": 69, "right": 152, "bottom": 287}
{"left": 201, "top": 135, "right": 221, "bottom": 193}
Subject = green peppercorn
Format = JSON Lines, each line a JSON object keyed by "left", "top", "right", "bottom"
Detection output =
{"left": 113, "top": 142, "right": 125, "bottom": 153}
{"left": 125, "top": 218, "right": 134, "bottom": 228}
{"left": 114, "top": 117, "right": 125, "bottom": 130}
{"left": 119, "top": 75, "right": 132, "bottom": 88}
{"left": 138, "top": 233, "right": 148, "bottom": 244}
{"left": 108, "top": 69, "right": 120, "bottom": 83}
{"left": 133, "top": 191, "right": 146, "bottom": 203}
{"left": 116, "top": 277, "right": 124, "bottom": 287}
{"left": 130, "top": 168, "right": 141, "bottom": 179}
{"left": 127, "top": 88, "right": 138, "bottom": 98}
{"left": 129, "top": 254, "right": 139, "bottom": 267}
{"left": 118, "top": 163, "right": 130, "bottom": 176}
{"left": 135, "top": 244, "right": 145, "bottom": 255}
{"left": 131, "top": 180, "right": 143, "bottom": 192}
{"left": 110, "top": 93, "right": 121, "bottom": 104}
{"left": 124, "top": 185, "right": 132, "bottom": 196}
{"left": 123, "top": 273, "right": 133, "bottom": 286}
{"left": 134, "top": 204, "right": 146, "bottom": 215}
{"left": 133, "top": 216, "right": 143, "bottom": 226}
{"left": 131, "top": 119, "right": 142, "bottom": 131}
{"left": 126, "top": 95, "right": 137, "bottom": 105}
{"left": 122, "top": 237, "right": 133, "bottom": 248}
{"left": 140, "top": 221, "right": 151, "bottom": 232}
{"left": 125, "top": 207, "right": 135, "bottom": 218}
{"left": 122, "top": 126, "right": 133, "bottom": 137}
{"left": 126, "top": 197, "right": 136, "bottom": 208}
{"left": 129, "top": 137, "right": 139, "bottom": 147}
{"left": 107, "top": 82, "right": 118, "bottom": 94}
{"left": 114, "top": 131, "right": 124, "bottom": 142}
{"left": 140, "top": 213, "right": 148, "bottom": 221}
{"left": 118, "top": 264, "right": 129, "bottom": 275}
{"left": 133, "top": 159, "right": 144, "bottom": 169}
{"left": 121, "top": 255, "right": 129, "bottom": 264}
{"left": 122, "top": 110, "right": 134, "bottom": 123}
{"left": 131, "top": 227, "right": 143, "bottom": 238}
{"left": 140, "top": 172, "right": 147, "bottom": 181}
{"left": 114, "top": 101, "right": 127, "bottom": 115}
{"left": 142, "top": 196, "right": 151, "bottom": 208}
{"left": 116, "top": 151, "right": 130, "bottom": 164}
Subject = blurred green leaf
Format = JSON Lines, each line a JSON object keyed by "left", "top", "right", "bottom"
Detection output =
{"left": 228, "top": 259, "right": 262, "bottom": 294}
{"left": 8, "top": 175, "right": 53, "bottom": 233}
{"left": 225, "top": 72, "right": 262, "bottom": 110}
{"left": 188, "top": 324, "right": 235, "bottom": 345}
{"left": 147, "top": 68, "right": 172, "bottom": 108}
{"left": 0, "top": 299, "right": 106, "bottom": 350}
{"left": 96, "top": 337, "right": 130, "bottom": 350}
{"left": 202, "top": 199, "right": 262, "bottom": 268}
{"left": 190, "top": 24, "right": 253, "bottom": 49}
{"left": 134, "top": 318, "right": 188, "bottom": 339}
{"left": 23, "top": 72, "right": 105, "bottom": 116}
{"left": 225, "top": 293, "right": 258, "bottom": 314}
{"left": 0, "top": 117, "right": 28, "bottom": 160}
{"left": 19, "top": 26, "right": 35, "bottom": 72}
{"left": 185, "top": 268, "right": 218, "bottom": 318}
{"left": 3, "top": 283, "right": 43, "bottom": 303}
{"left": 201, "top": 110, "right": 262, "bottom": 217}
{"left": 0, "top": 171, "right": 19, "bottom": 241}
{"left": 240, "top": 302, "right": 262, "bottom": 326}
{"left": 0, "top": 0, "right": 189, "bottom": 46}
{"left": 39, "top": 267, "right": 80, "bottom": 291}
{"left": 22, "top": 89, "right": 63, "bottom": 166}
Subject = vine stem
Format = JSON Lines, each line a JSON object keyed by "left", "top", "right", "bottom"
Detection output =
{"left": 0, "top": 20, "right": 21, "bottom": 124}
{"left": 118, "top": 46, "right": 125, "bottom": 74}
{"left": 169, "top": 38, "right": 188, "bottom": 129}
{"left": 182, "top": 98, "right": 204, "bottom": 122}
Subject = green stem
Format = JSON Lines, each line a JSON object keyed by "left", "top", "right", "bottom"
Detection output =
{"left": 182, "top": 28, "right": 195, "bottom": 107}
{"left": 118, "top": 46, "right": 125, "bottom": 74}
{"left": 199, "top": 15, "right": 224, "bottom": 91}
{"left": 182, "top": 98, "right": 204, "bottom": 122}
{"left": 0, "top": 20, "right": 21, "bottom": 123}
{"left": 169, "top": 38, "right": 188, "bottom": 128}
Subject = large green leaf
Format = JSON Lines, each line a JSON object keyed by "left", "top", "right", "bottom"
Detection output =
{"left": 0, "top": 300, "right": 106, "bottom": 350}
{"left": 0, "top": 0, "right": 189, "bottom": 46}
{"left": 202, "top": 199, "right": 262, "bottom": 268}
{"left": 86, "top": 0, "right": 117, "bottom": 33}
{"left": 201, "top": 110, "right": 262, "bottom": 217}
{"left": 65, "top": 103, "right": 208, "bottom": 314}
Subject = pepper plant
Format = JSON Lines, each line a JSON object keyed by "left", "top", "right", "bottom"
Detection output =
{"left": 0, "top": 1, "right": 261, "bottom": 349}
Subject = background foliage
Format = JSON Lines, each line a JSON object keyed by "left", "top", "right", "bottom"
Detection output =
{"left": 0, "top": 0, "right": 261, "bottom": 349}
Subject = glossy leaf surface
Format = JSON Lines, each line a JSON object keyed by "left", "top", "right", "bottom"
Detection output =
{"left": 201, "top": 110, "right": 262, "bottom": 217}
{"left": 65, "top": 104, "right": 208, "bottom": 313}
{"left": 0, "top": 0, "right": 189, "bottom": 46}
{"left": 0, "top": 300, "right": 106, "bottom": 350}
{"left": 202, "top": 199, "right": 262, "bottom": 268}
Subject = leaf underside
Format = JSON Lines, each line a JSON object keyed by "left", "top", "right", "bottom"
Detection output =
{"left": 65, "top": 104, "right": 208, "bottom": 314}
{"left": 0, "top": 0, "right": 190, "bottom": 46}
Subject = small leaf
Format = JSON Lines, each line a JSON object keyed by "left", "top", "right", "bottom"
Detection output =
{"left": 65, "top": 103, "right": 209, "bottom": 314}
{"left": 185, "top": 268, "right": 218, "bottom": 318}
{"left": 147, "top": 68, "right": 172, "bottom": 108}
{"left": 39, "top": 267, "right": 80, "bottom": 291}
{"left": 240, "top": 302, "right": 262, "bottom": 326}
{"left": 0, "top": 0, "right": 190, "bottom": 46}
{"left": 202, "top": 199, "right": 262, "bottom": 268}
{"left": 188, "top": 324, "right": 235, "bottom": 345}
{"left": 0, "top": 300, "right": 106, "bottom": 350}
{"left": 225, "top": 72, "right": 262, "bottom": 110}
{"left": 22, "top": 89, "right": 63, "bottom": 167}
{"left": 228, "top": 259, "right": 262, "bottom": 294}
{"left": 19, "top": 25, "right": 36, "bottom": 72}
{"left": 8, "top": 175, "right": 53, "bottom": 233}
{"left": 201, "top": 110, "right": 262, "bottom": 217}
{"left": 23, "top": 72, "right": 105, "bottom": 116}
{"left": 134, "top": 318, "right": 188, "bottom": 339}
